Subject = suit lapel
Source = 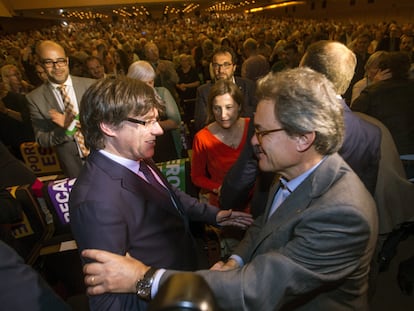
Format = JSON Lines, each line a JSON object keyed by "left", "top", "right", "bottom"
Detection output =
{"left": 90, "top": 152, "right": 187, "bottom": 219}
{"left": 44, "top": 83, "right": 63, "bottom": 113}
{"left": 144, "top": 159, "right": 189, "bottom": 222}
{"left": 248, "top": 154, "right": 345, "bottom": 257}
{"left": 71, "top": 76, "right": 84, "bottom": 104}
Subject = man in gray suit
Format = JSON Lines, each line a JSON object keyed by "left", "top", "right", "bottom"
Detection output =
{"left": 79, "top": 67, "right": 378, "bottom": 311}
{"left": 26, "top": 40, "right": 95, "bottom": 178}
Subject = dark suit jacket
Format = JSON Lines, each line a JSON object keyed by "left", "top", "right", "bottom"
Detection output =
{"left": 338, "top": 100, "right": 381, "bottom": 194}
{"left": 193, "top": 76, "right": 257, "bottom": 132}
{"left": 163, "top": 154, "right": 378, "bottom": 311}
{"left": 352, "top": 78, "right": 414, "bottom": 155}
{"left": 0, "top": 240, "right": 70, "bottom": 311}
{"left": 69, "top": 151, "right": 218, "bottom": 310}
{"left": 26, "top": 76, "right": 95, "bottom": 178}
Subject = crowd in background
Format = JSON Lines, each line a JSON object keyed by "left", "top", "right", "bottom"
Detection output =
{"left": 0, "top": 15, "right": 413, "bottom": 94}
{"left": 0, "top": 13, "right": 414, "bottom": 310}
{"left": 0, "top": 15, "right": 413, "bottom": 158}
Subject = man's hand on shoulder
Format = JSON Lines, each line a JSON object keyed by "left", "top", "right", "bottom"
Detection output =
{"left": 82, "top": 249, "right": 148, "bottom": 295}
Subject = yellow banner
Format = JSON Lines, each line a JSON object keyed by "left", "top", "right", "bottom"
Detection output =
{"left": 20, "top": 142, "right": 62, "bottom": 175}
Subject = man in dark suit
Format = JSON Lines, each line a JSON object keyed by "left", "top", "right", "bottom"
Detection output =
{"left": 26, "top": 40, "right": 95, "bottom": 178}
{"left": 69, "top": 76, "right": 252, "bottom": 311}
{"left": 193, "top": 47, "right": 256, "bottom": 132}
{"left": 352, "top": 51, "right": 414, "bottom": 159}
{"left": 80, "top": 68, "right": 378, "bottom": 311}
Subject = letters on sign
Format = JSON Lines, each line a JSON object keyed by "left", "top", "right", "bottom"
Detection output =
{"left": 157, "top": 159, "right": 187, "bottom": 191}
{"left": 20, "top": 142, "right": 62, "bottom": 174}
{"left": 47, "top": 178, "right": 76, "bottom": 224}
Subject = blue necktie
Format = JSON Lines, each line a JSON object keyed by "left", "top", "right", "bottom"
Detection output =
{"left": 267, "top": 179, "right": 291, "bottom": 220}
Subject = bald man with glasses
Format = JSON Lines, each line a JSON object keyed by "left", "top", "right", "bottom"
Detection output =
{"left": 26, "top": 40, "right": 95, "bottom": 178}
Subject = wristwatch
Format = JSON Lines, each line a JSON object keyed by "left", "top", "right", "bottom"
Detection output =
{"left": 136, "top": 267, "right": 158, "bottom": 301}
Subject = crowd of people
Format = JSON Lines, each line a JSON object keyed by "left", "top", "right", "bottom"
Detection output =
{"left": 0, "top": 13, "right": 414, "bottom": 311}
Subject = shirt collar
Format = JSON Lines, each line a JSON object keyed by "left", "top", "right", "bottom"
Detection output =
{"left": 282, "top": 156, "right": 326, "bottom": 193}
{"left": 99, "top": 149, "right": 139, "bottom": 174}
{"left": 50, "top": 75, "right": 73, "bottom": 89}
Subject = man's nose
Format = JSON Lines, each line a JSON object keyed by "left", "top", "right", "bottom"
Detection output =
{"left": 152, "top": 122, "right": 164, "bottom": 136}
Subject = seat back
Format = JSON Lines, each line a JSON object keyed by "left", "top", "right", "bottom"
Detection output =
{"left": 42, "top": 177, "right": 76, "bottom": 235}
{"left": 6, "top": 185, "right": 53, "bottom": 264}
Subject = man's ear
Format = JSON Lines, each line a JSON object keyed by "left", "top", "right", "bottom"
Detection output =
{"left": 296, "top": 132, "right": 316, "bottom": 152}
{"left": 100, "top": 122, "right": 116, "bottom": 137}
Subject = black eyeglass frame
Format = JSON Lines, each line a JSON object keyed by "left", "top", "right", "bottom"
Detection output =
{"left": 211, "top": 62, "right": 233, "bottom": 70}
{"left": 41, "top": 58, "right": 68, "bottom": 68}
{"left": 126, "top": 117, "right": 159, "bottom": 127}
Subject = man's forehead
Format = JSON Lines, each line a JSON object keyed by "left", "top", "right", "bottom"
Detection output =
{"left": 214, "top": 52, "right": 232, "bottom": 61}
{"left": 255, "top": 100, "right": 276, "bottom": 123}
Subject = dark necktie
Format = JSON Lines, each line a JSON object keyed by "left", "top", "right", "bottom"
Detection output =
{"left": 140, "top": 160, "right": 185, "bottom": 217}
{"left": 139, "top": 160, "right": 166, "bottom": 192}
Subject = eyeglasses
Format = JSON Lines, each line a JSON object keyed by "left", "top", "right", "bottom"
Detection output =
{"left": 42, "top": 58, "right": 68, "bottom": 68}
{"left": 255, "top": 128, "right": 285, "bottom": 145}
{"left": 126, "top": 117, "right": 159, "bottom": 128}
{"left": 212, "top": 62, "right": 233, "bottom": 70}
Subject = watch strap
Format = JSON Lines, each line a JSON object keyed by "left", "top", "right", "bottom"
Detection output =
{"left": 136, "top": 266, "right": 158, "bottom": 300}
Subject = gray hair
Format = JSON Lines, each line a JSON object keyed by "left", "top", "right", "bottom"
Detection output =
{"left": 364, "top": 51, "right": 388, "bottom": 72}
{"left": 127, "top": 60, "right": 156, "bottom": 82}
{"left": 300, "top": 40, "right": 356, "bottom": 95}
{"left": 256, "top": 67, "right": 344, "bottom": 155}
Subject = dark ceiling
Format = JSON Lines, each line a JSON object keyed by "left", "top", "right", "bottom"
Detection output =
{"left": 10, "top": 1, "right": 276, "bottom": 21}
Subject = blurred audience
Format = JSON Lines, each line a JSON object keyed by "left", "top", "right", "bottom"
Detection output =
{"left": 351, "top": 51, "right": 391, "bottom": 104}
{"left": 1, "top": 64, "right": 34, "bottom": 95}
{"left": 0, "top": 81, "right": 34, "bottom": 160}
{"left": 241, "top": 38, "right": 270, "bottom": 82}
{"left": 352, "top": 51, "right": 414, "bottom": 178}
{"left": 85, "top": 56, "right": 106, "bottom": 79}
{"left": 127, "top": 60, "right": 182, "bottom": 161}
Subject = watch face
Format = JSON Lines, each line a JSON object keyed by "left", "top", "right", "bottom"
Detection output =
{"left": 136, "top": 280, "right": 151, "bottom": 300}
{"left": 136, "top": 267, "right": 157, "bottom": 301}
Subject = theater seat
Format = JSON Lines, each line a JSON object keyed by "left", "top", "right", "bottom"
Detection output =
{"left": 6, "top": 184, "right": 53, "bottom": 265}
{"left": 39, "top": 177, "right": 78, "bottom": 255}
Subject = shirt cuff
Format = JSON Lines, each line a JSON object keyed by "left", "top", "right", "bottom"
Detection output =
{"left": 229, "top": 254, "right": 244, "bottom": 267}
{"left": 151, "top": 268, "right": 166, "bottom": 299}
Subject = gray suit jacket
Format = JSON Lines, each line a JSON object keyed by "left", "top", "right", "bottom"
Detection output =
{"left": 26, "top": 76, "right": 95, "bottom": 178}
{"left": 162, "top": 153, "right": 378, "bottom": 311}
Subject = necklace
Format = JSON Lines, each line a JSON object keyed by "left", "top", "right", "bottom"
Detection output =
{"left": 214, "top": 119, "right": 243, "bottom": 149}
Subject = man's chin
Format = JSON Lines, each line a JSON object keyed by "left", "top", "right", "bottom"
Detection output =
{"left": 258, "top": 158, "right": 271, "bottom": 172}
{"left": 146, "top": 151, "right": 155, "bottom": 159}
